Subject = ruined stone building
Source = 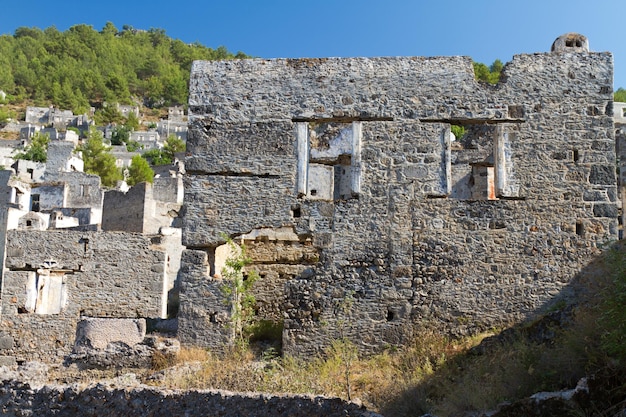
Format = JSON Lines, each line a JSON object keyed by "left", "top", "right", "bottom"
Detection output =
{"left": 0, "top": 137, "right": 184, "bottom": 364}
{"left": 102, "top": 173, "right": 185, "bottom": 316}
{"left": 179, "top": 34, "right": 620, "bottom": 356}
{"left": 0, "top": 33, "right": 622, "bottom": 365}
{"left": 0, "top": 230, "right": 166, "bottom": 364}
{"left": 24, "top": 106, "right": 91, "bottom": 130}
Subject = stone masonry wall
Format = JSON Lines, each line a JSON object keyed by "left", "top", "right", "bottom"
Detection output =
{"left": 102, "top": 183, "right": 148, "bottom": 233}
{"left": 0, "top": 230, "right": 166, "bottom": 363}
{"left": 180, "top": 45, "right": 618, "bottom": 355}
{"left": 0, "top": 379, "right": 380, "bottom": 417}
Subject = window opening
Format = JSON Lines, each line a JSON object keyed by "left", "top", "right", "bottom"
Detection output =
{"left": 297, "top": 121, "right": 362, "bottom": 202}
{"left": 576, "top": 221, "right": 584, "bottom": 236}
{"left": 386, "top": 309, "right": 395, "bottom": 322}
{"left": 31, "top": 194, "right": 40, "bottom": 212}
{"left": 24, "top": 270, "right": 67, "bottom": 314}
{"left": 449, "top": 123, "right": 520, "bottom": 200}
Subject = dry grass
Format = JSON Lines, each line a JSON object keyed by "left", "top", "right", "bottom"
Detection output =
{"left": 144, "top": 244, "right": 626, "bottom": 416}
{"left": 0, "top": 131, "right": 19, "bottom": 140}
{"left": 156, "top": 331, "right": 477, "bottom": 414}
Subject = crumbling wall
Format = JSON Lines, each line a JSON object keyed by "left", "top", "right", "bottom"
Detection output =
{"left": 0, "top": 230, "right": 166, "bottom": 363}
{"left": 615, "top": 103, "right": 626, "bottom": 238}
{"left": 30, "top": 172, "right": 103, "bottom": 226}
{"left": 102, "top": 180, "right": 182, "bottom": 235}
{"left": 0, "top": 379, "right": 380, "bottom": 417}
{"left": 44, "top": 141, "right": 83, "bottom": 178}
{"left": 153, "top": 176, "right": 183, "bottom": 204}
{"left": 59, "top": 173, "right": 103, "bottom": 224}
{"left": 180, "top": 42, "right": 617, "bottom": 355}
{"left": 102, "top": 183, "right": 149, "bottom": 233}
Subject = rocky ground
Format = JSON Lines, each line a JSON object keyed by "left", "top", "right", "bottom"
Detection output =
{"left": 0, "top": 361, "right": 382, "bottom": 417}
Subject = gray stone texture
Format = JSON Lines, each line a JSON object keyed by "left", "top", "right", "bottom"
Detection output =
{"left": 0, "top": 379, "right": 380, "bottom": 417}
{"left": 180, "top": 47, "right": 618, "bottom": 355}
{"left": 102, "top": 183, "right": 150, "bottom": 233}
{"left": 177, "top": 249, "right": 234, "bottom": 349}
{"left": 102, "top": 179, "right": 183, "bottom": 234}
{"left": 74, "top": 318, "right": 146, "bottom": 351}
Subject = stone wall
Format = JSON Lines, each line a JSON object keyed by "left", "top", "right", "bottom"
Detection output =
{"left": 0, "top": 230, "right": 166, "bottom": 363}
{"left": 102, "top": 180, "right": 183, "bottom": 235}
{"left": 0, "top": 379, "right": 380, "bottom": 417}
{"left": 44, "top": 141, "right": 82, "bottom": 178}
{"left": 153, "top": 176, "right": 183, "bottom": 204}
{"left": 179, "top": 39, "right": 618, "bottom": 355}
{"left": 102, "top": 183, "right": 149, "bottom": 233}
{"left": 59, "top": 172, "right": 103, "bottom": 215}
{"left": 615, "top": 116, "right": 626, "bottom": 237}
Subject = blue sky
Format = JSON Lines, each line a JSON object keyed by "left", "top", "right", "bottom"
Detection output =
{"left": 1, "top": 0, "right": 625, "bottom": 88}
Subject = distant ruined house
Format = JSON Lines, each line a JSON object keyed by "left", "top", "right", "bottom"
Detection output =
{"left": 0, "top": 136, "right": 184, "bottom": 365}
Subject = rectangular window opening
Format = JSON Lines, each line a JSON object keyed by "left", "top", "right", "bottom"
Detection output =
{"left": 300, "top": 121, "right": 361, "bottom": 202}
{"left": 31, "top": 194, "right": 40, "bottom": 212}
{"left": 451, "top": 124, "right": 523, "bottom": 200}
{"left": 576, "top": 221, "right": 584, "bottom": 236}
{"left": 24, "top": 271, "right": 67, "bottom": 314}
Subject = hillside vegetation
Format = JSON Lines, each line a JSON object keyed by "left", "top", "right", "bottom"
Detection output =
{"left": 0, "top": 23, "right": 247, "bottom": 113}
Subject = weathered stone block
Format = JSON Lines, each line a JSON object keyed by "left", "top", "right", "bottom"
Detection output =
{"left": 0, "top": 336, "right": 14, "bottom": 350}
{"left": 0, "top": 356, "right": 16, "bottom": 367}
{"left": 593, "top": 203, "right": 619, "bottom": 218}
{"left": 74, "top": 318, "right": 146, "bottom": 351}
{"left": 589, "top": 165, "right": 615, "bottom": 185}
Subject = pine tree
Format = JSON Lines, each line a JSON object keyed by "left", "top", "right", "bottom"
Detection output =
{"left": 127, "top": 154, "right": 154, "bottom": 186}
{"left": 76, "top": 127, "right": 122, "bottom": 187}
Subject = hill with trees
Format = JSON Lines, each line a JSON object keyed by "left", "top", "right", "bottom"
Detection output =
{"left": 0, "top": 23, "right": 247, "bottom": 113}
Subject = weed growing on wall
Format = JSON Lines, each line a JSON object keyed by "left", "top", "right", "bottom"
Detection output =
{"left": 219, "top": 234, "right": 259, "bottom": 349}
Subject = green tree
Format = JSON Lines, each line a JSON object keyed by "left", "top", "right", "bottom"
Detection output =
{"left": 220, "top": 235, "right": 259, "bottom": 347}
{"left": 450, "top": 125, "right": 466, "bottom": 140}
{"left": 76, "top": 127, "right": 122, "bottom": 186}
{"left": 142, "top": 135, "right": 186, "bottom": 166}
{"left": 473, "top": 59, "right": 502, "bottom": 84}
{"left": 94, "top": 104, "right": 125, "bottom": 125}
{"left": 162, "top": 134, "right": 186, "bottom": 161}
{"left": 14, "top": 131, "right": 49, "bottom": 162}
{"left": 142, "top": 148, "right": 170, "bottom": 166}
{"left": 125, "top": 140, "right": 142, "bottom": 152}
{"left": 110, "top": 125, "right": 131, "bottom": 146}
{"left": 125, "top": 111, "right": 140, "bottom": 131}
{"left": 126, "top": 154, "right": 154, "bottom": 186}
{"left": 0, "top": 106, "right": 15, "bottom": 126}
{"left": 100, "top": 22, "right": 118, "bottom": 36}
{"left": 615, "top": 88, "right": 626, "bottom": 103}
{"left": 0, "top": 24, "right": 248, "bottom": 111}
